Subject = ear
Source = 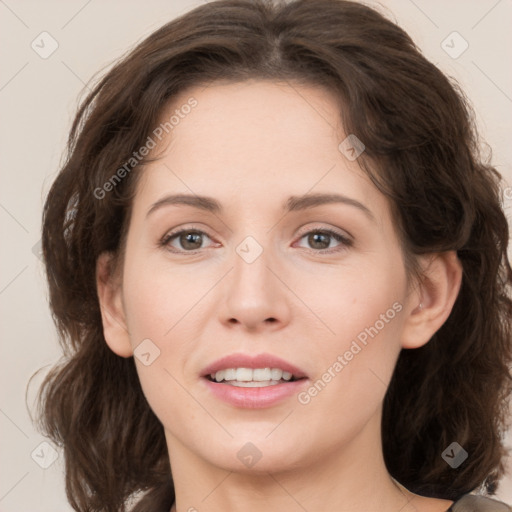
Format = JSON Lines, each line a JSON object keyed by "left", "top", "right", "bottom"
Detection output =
{"left": 96, "top": 252, "right": 133, "bottom": 357}
{"left": 401, "top": 251, "right": 462, "bottom": 349}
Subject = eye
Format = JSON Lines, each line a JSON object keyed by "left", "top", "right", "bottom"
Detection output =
{"left": 160, "top": 229, "right": 215, "bottom": 252}
{"left": 295, "top": 228, "right": 352, "bottom": 253}
{"left": 159, "top": 227, "right": 352, "bottom": 254}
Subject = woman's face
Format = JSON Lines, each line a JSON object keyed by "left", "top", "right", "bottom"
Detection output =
{"left": 106, "top": 80, "right": 419, "bottom": 474}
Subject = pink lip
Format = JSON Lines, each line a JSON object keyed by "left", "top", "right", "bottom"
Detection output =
{"left": 201, "top": 352, "right": 308, "bottom": 379}
{"left": 200, "top": 352, "right": 309, "bottom": 409}
{"left": 202, "top": 378, "right": 309, "bottom": 409}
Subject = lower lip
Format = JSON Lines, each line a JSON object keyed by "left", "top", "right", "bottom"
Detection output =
{"left": 202, "top": 378, "right": 309, "bottom": 409}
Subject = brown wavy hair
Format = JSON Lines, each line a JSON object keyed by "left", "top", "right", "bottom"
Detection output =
{"left": 29, "top": 0, "right": 512, "bottom": 510}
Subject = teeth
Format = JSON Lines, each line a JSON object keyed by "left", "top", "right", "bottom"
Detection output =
{"left": 236, "top": 368, "right": 254, "bottom": 381}
{"left": 212, "top": 367, "right": 294, "bottom": 383}
{"left": 229, "top": 380, "right": 281, "bottom": 387}
{"left": 224, "top": 368, "right": 237, "bottom": 381}
{"left": 253, "top": 368, "right": 272, "bottom": 381}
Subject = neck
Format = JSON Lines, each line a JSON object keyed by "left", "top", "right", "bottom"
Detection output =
{"left": 165, "top": 412, "right": 431, "bottom": 512}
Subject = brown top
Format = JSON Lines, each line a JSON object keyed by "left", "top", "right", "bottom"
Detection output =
{"left": 164, "top": 494, "right": 511, "bottom": 511}
{"left": 448, "top": 494, "right": 512, "bottom": 511}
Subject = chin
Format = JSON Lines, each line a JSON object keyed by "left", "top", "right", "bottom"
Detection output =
{"left": 205, "top": 436, "right": 308, "bottom": 474}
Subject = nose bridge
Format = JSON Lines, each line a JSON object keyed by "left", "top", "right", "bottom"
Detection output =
{"left": 231, "top": 234, "right": 275, "bottom": 303}
{"left": 219, "top": 232, "right": 291, "bottom": 329}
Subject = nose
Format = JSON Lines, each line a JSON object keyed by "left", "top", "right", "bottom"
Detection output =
{"left": 218, "top": 243, "right": 292, "bottom": 332}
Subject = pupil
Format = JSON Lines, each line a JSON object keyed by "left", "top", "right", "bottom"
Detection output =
{"left": 309, "top": 232, "right": 329, "bottom": 249}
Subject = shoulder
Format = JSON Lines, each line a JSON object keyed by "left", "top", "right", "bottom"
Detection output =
{"left": 449, "top": 494, "right": 511, "bottom": 512}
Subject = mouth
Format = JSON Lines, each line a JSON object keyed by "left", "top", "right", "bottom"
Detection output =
{"left": 200, "top": 353, "right": 309, "bottom": 389}
{"left": 201, "top": 356, "right": 310, "bottom": 409}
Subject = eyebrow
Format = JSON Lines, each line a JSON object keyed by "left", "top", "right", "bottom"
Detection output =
{"left": 146, "top": 192, "right": 374, "bottom": 220}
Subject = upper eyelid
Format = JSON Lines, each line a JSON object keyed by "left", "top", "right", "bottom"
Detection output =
{"left": 295, "top": 224, "right": 352, "bottom": 239}
{"left": 162, "top": 226, "right": 215, "bottom": 242}
{"left": 163, "top": 224, "right": 350, "bottom": 241}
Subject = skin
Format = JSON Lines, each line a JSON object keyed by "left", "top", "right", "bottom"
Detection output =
{"left": 97, "top": 80, "right": 462, "bottom": 512}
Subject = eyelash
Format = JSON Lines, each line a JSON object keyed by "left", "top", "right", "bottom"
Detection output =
{"left": 159, "top": 226, "right": 353, "bottom": 255}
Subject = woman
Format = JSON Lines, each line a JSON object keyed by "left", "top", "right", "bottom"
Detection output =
{"left": 32, "top": 0, "right": 512, "bottom": 511}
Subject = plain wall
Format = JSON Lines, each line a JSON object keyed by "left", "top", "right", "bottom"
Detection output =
{"left": 1, "top": 0, "right": 511, "bottom": 510}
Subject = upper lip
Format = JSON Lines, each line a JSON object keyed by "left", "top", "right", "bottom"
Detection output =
{"left": 201, "top": 353, "right": 308, "bottom": 379}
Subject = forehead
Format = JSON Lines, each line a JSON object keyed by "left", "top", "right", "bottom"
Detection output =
{"left": 164, "top": 79, "right": 344, "bottom": 157}
{"left": 133, "top": 79, "right": 387, "bottom": 220}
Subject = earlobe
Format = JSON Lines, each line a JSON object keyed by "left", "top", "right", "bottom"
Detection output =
{"left": 96, "top": 252, "right": 133, "bottom": 358}
{"left": 401, "top": 251, "right": 462, "bottom": 349}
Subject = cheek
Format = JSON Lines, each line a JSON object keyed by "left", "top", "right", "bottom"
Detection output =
{"left": 295, "top": 304, "right": 404, "bottom": 451}
{"left": 121, "top": 253, "right": 200, "bottom": 343}
{"left": 119, "top": 256, "right": 206, "bottom": 408}
{"left": 298, "top": 254, "right": 407, "bottom": 342}
{"left": 296, "top": 257, "right": 406, "bottom": 404}
{"left": 120, "top": 267, "right": 194, "bottom": 427}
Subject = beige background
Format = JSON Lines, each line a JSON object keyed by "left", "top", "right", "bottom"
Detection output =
{"left": 1, "top": 0, "right": 511, "bottom": 510}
